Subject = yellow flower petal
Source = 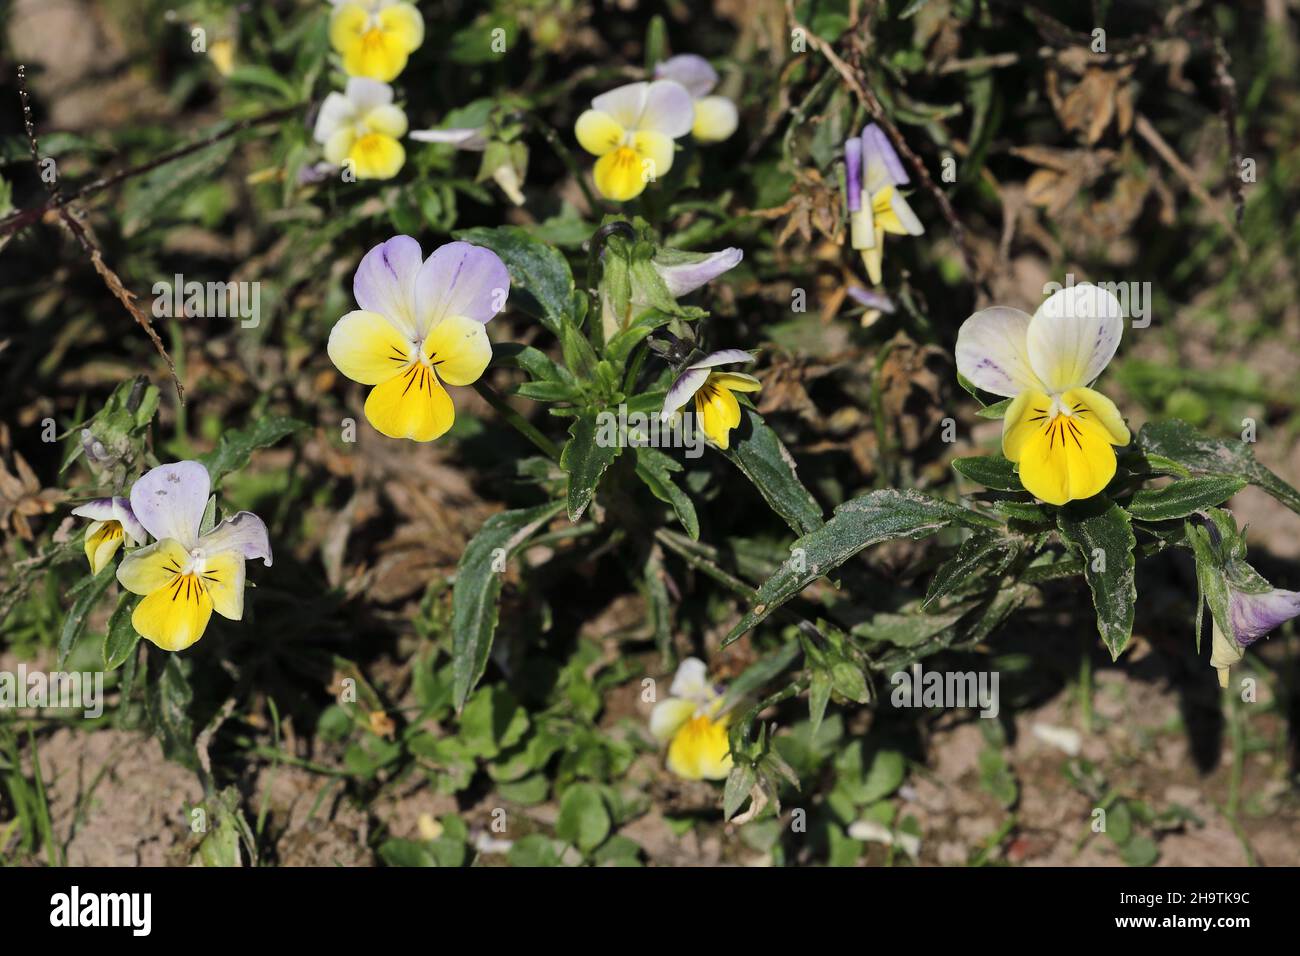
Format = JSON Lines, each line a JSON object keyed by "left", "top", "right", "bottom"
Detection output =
{"left": 629, "top": 130, "right": 675, "bottom": 181}
{"left": 574, "top": 109, "right": 625, "bottom": 157}
{"left": 132, "top": 574, "right": 214, "bottom": 652}
{"left": 860, "top": 225, "right": 886, "bottom": 284}
{"left": 593, "top": 146, "right": 649, "bottom": 201}
{"left": 1064, "top": 386, "right": 1130, "bottom": 445}
{"left": 201, "top": 549, "right": 247, "bottom": 621}
{"left": 364, "top": 363, "right": 455, "bottom": 441}
{"left": 709, "top": 372, "right": 761, "bottom": 393}
{"left": 694, "top": 376, "right": 742, "bottom": 449}
{"left": 1001, "top": 389, "right": 1052, "bottom": 463}
{"left": 1013, "top": 404, "right": 1119, "bottom": 506}
{"left": 324, "top": 128, "right": 355, "bottom": 167}
{"left": 328, "top": 310, "right": 414, "bottom": 385}
{"left": 84, "top": 520, "right": 124, "bottom": 575}
{"left": 335, "top": 4, "right": 422, "bottom": 82}
{"left": 329, "top": 3, "right": 369, "bottom": 53}
{"left": 348, "top": 133, "right": 405, "bottom": 180}
{"left": 117, "top": 539, "right": 191, "bottom": 596}
{"left": 667, "top": 714, "right": 732, "bottom": 780}
{"left": 364, "top": 104, "right": 408, "bottom": 139}
{"left": 421, "top": 314, "right": 491, "bottom": 387}
{"left": 692, "top": 95, "right": 738, "bottom": 143}
{"left": 377, "top": 3, "right": 424, "bottom": 53}
{"left": 649, "top": 697, "right": 697, "bottom": 742}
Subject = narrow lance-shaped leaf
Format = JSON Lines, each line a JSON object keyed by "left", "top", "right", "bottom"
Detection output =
{"left": 561, "top": 409, "right": 622, "bottom": 522}
{"left": 723, "top": 490, "right": 998, "bottom": 646}
{"left": 104, "top": 592, "right": 142, "bottom": 671}
{"left": 199, "top": 416, "right": 306, "bottom": 484}
{"left": 952, "top": 455, "right": 1024, "bottom": 492}
{"left": 59, "top": 562, "right": 116, "bottom": 668}
{"left": 1056, "top": 497, "right": 1137, "bottom": 660}
{"left": 451, "top": 501, "right": 565, "bottom": 710}
{"left": 1137, "top": 420, "right": 1300, "bottom": 516}
{"left": 720, "top": 407, "right": 824, "bottom": 537}
{"left": 924, "top": 530, "right": 1020, "bottom": 607}
{"left": 1124, "top": 475, "right": 1247, "bottom": 522}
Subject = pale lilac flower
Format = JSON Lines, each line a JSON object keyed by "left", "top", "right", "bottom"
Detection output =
{"left": 660, "top": 349, "right": 760, "bottom": 450}
{"left": 653, "top": 54, "right": 738, "bottom": 143}
{"left": 71, "top": 497, "right": 146, "bottom": 575}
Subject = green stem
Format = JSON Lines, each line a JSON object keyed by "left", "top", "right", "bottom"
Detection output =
{"left": 473, "top": 379, "right": 561, "bottom": 462}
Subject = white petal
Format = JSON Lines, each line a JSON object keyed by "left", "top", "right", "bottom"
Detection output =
{"left": 129, "top": 461, "right": 210, "bottom": 548}
{"left": 1026, "top": 283, "right": 1124, "bottom": 393}
{"left": 660, "top": 366, "right": 710, "bottom": 421}
{"left": 669, "top": 656, "right": 712, "bottom": 700}
{"left": 955, "top": 307, "right": 1045, "bottom": 398}
{"left": 652, "top": 247, "right": 742, "bottom": 298}
{"left": 202, "top": 511, "right": 273, "bottom": 566}
{"left": 890, "top": 191, "right": 924, "bottom": 236}
{"left": 654, "top": 54, "right": 718, "bottom": 97}
{"left": 649, "top": 697, "right": 697, "bottom": 742}
{"left": 688, "top": 348, "right": 754, "bottom": 371}
{"left": 637, "top": 80, "right": 695, "bottom": 138}
{"left": 591, "top": 82, "right": 650, "bottom": 129}
{"left": 409, "top": 127, "right": 489, "bottom": 150}
{"left": 345, "top": 76, "right": 395, "bottom": 111}
{"left": 313, "top": 92, "right": 355, "bottom": 145}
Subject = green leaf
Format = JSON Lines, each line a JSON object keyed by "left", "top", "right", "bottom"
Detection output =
{"left": 952, "top": 455, "right": 1024, "bottom": 492}
{"left": 807, "top": 670, "right": 832, "bottom": 738}
{"left": 1056, "top": 497, "right": 1137, "bottom": 659}
{"left": 561, "top": 410, "right": 622, "bottom": 522}
{"left": 59, "top": 563, "right": 116, "bottom": 667}
{"left": 724, "top": 490, "right": 997, "bottom": 645}
{"left": 508, "top": 833, "right": 563, "bottom": 867}
{"left": 1137, "top": 420, "right": 1300, "bottom": 516}
{"left": 451, "top": 502, "right": 565, "bottom": 710}
{"left": 924, "top": 531, "right": 1019, "bottom": 606}
{"left": 852, "top": 603, "right": 974, "bottom": 648}
{"left": 146, "top": 654, "right": 198, "bottom": 770}
{"left": 723, "top": 762, "right": 758, "bottom": 822}
{"left": 633, "top": 446, "right": 699, "bottom": 539}
{"left": 199, "top": 416, "right": 305, "bottom": 483}
{"left": 720, "top": 407, "right": 824, "bottom": 537}
{"left": 454, "top": 226, "right": 575, "bottom": 335}
{"left": 103, "top": 592, "right": 142, "bottom": 671}
{"left": 555, "top": 783, "right": 611, "bottom": 853}
{"left": 1125, "top": 476, "right": 1247, "bottom": 521}
{"left": 975, "top": 398, "right": 1013, "bottom": 420}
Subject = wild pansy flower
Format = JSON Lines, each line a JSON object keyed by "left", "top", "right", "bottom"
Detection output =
{"left": 649, "top": 657, "right": 732, "bottom": 781}
{"left": 329, "top": 0, "right": 424, "bottom": 82}
{"left": 653, "top": 54, "right": 738, "bottom": 144}
{"left": 660, "top": 349, "right": 760, "bottom": 451}
{"left": 71, "top": 497, "right": 145, "bottom": 575}
{"left": 116, "top": 461, "right": 271, "bottom": 652}
{"left": 955, "top": 283, "right": 1129, "bottom": 506}
{"left": 845, "top": 124, "right": 924, "bottom": 285}
{"left": 327, "top": 236, "right": 509, "bottom": 442}
{"left": 846, "top": 285, "right": 895, "bottom": 328}
{"left": 313, "top": 78, "right": 408, "bottom": 181}
{"left": 575, "top": 80, "right": 694, "bottom": 201}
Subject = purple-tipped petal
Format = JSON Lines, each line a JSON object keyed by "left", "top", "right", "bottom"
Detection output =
{"left": 653, "top": 248, "right": 743, "bottom": 298}
{"left": 1228, "top": 587, "right": 1300, "bottom": 646}
{"left": 687, "top": 348, "right": 755, "bottom": 371}
{"left": 845, "top": 138, "right": 863, "bottom": 213}
{"left": 862, "top": 123, "right": 909, "bottom": 188}
{"left": 846, "top": 286, "right": 895, "bottom": 312}
{"left": 202, "top": 511, "right": 273, "bottom": 567}
{"left": 416, "top": 241, "right": 510, "bottom": 331}
{"left": 660, "top": 366, "right": 712, "bottom": 421}
{"left": 354, "top": 236, "right": 425, "bottom": 339}
{"left": 654, "top": 54, "right": 719, "bottom": 98}
{"left": 71, "top": 498, "right": 118, "bottom": 522}
{"left": 129, "top": 461, "right": 210, "bottom": 549}
{"left": 409, "top": 127, "right": 489, "bottom": 151}
{"left": 113, "top": 498, "right": 147, "bottom": 545}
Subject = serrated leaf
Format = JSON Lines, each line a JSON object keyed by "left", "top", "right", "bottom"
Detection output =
{"left": 1125, "top": 476, "right": 1246, "bottom": 521}
{"left": 723, "top": 762, "right": 758, "bottom": 821}
{"left": 1056, "top": 497, "right": 1137, "bottom": 659}
{"left": 724, "top": 490, "right": 997, "bottom": 645}
{"left": 561, "top": 410, "right": 621, "bottom": 521}
{"left": 952, "top": 455, "right": 1024, "bottom": 492}
{"left": 633, "top": 446, "right": 699, "bottom": 538}
{"left": 720, "top": 407, "right": 823, "bottom": 537}
{"left": 454, "top": 226, "right": 575, "bottom": 334}
{"left": 1137, "top": 420, "right": 1300, "bottom": 516}
{"left": 451, "top": 502, "right": 564, "bottom": 710}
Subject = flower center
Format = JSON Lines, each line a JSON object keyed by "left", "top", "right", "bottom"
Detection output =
{"left": 610, "top": 146, "right": 640, "bottom": 169}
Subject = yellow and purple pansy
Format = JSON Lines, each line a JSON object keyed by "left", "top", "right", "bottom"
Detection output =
{"left": 845, "top": 124, "right": 924, "bottom": 285}
{"left": 649, "top": 657, "right": 733, "bottom": 781}
{"left": 660, "top": 348, "right": 760, "bottom": 451}
{"left": 575, "top": 80, "right": 694, "bottom": 201}
{"left": 71, "top": 497, "right": 146, "bottom": 575}
{"left": 116, "top": 461, "right": 271, "bottom": 652}
{"left": 327, "top": 236, "right": 510, "bottom": 442}
{"left": 956, "top": 283, "right": 1130, "bottom": 506}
